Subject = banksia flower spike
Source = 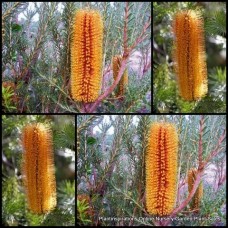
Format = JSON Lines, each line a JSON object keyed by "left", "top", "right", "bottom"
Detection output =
{"left": 71, "top": 9, "right": 103, "bottom": 103}
{"left": 112, "top": 55, "right": 128, "bottom": 97}
{"left": 188, "top": 168, "right": 203, "bottom": 211}
{"left": 173, "top": 10, "right": 207, "bottom": 101}
{"left": 146, "top": 123, "right": 178, "bottom": 216}
{"left": 22, "top": 123, "right": 56, "bottom": 214}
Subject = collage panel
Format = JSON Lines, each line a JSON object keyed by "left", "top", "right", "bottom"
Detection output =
{"left": 2, "top": 115, "right": 75, "bottom": 226}
{"left": 77, "top": 115, "right": 226, "bottom": 226}
{"left": 153, "top": 2, "right": 226, "bottom": 113}
{"left": 2, "top": 2, "right": 151, "bottom": 114}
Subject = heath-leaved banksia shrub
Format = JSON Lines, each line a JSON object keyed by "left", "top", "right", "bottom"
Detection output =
{"left": 112, "top": 55, "right": 128, "bottom": 97}
{"left": 146, "top": 123, "right": 178, "bottom": 216}
{"left": 71, "top": 9, "right": 103, "bottom": 103}
{"left": 22, "top": 123, "right": 56, "bottom": 214}
{"left": 173, "top": 10, "right": 208, "bottom": 101}
{"left": 188, "top": 168, "right": 203, "bottom": 211}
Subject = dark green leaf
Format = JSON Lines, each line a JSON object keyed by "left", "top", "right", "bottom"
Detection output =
{"left": 87, "top": 136, "right": 96, "bottom": 145}
{"left": 12, "top": 23, "right": 22, "bottom": 32}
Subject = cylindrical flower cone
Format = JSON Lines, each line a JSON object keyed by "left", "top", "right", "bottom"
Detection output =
{"left": 188, "top": 168, "right": 203, "bottom": 211}
{"left": 112, "top": 55, "right": 128, "bottom": 97}
{"left": 71, "top": 9, "right": 103, "bottom": 103}
{"left": 22, "top": 123, "right": 56, "bottom": 214}
{"left": 146, "top": 122, "right": 178, "bottom": 216}
{"left": 173, "top": 10, "right": 207, "bottom": 101}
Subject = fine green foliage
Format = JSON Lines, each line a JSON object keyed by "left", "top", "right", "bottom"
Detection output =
{"left": 123, "top": 71, "right": 151, "bottom": 113}
{"left": 77, "top": 199, "right": 91, "bottom": 225}
{"left": 193, "top": 95, "right": 226, "bottom": 113}
{"left": 54, "top": 118, "right": 75, "bottom": 150}
{"left": 209, "top": 67, "right": 226, "bottom": 102}
{"left": 77, "top": 115, "right": 103, "bottom": 133}
{"left": 201, "top": 185, "right": 226, "bottom": 225}
{"left": 41, "top": 208, "right": 75, "bottom": 226}
{"left": 2, "top": 2, "right": 28, "bottom": 21}
{"left": 2, "top": 177, "right": 25, "bottom": 226}
{"left": 2, "top": 86, "right": 17, "bottom": 112}
{"left": 205, "top": 9, "right": 226, "bottom": 37}
{"left": 153, "top": 63, "right": 177, "bottom": 113}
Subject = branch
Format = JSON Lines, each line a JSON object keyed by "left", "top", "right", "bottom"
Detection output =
{"left": 203, "top": 129, "right": 226, "bottom": 165}
{"left": 123, "top": 2, "right": 129, "bottom": 59}
{"left": 129, "top": 16, "right": 151, "bottom": 53}
{"left": 198, "top": 115, "right": 204, "bottom": 170}
{"left": 2, "top": 2, "right": 24, "bottom": 20}
{"left": 87, "top": 58, "right": 128, "bottom": 113}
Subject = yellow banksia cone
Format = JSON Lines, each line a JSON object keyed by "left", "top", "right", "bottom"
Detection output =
{"left": 71, "top": 9, "right": 103, "bottom": 103}
{"left": 146, "top": 122, "right": 178, "bottom": 216}
{"left": 22, "top": 123, "right": 56, "bottom": 214}
{"left": 188, "top": 168, "right": 203, "bottom": 211}
{"left": 173, "top": 10, "right": 207, "bottom": 101}
{"left": 112, "top": 55, "right": 128, "bottom": 97}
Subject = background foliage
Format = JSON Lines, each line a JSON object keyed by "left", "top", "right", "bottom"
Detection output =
{"left": 2, "top": 115, "right": 75, "bottom": 226}
{"left": 2, "top": 2, "right": 151, "bottom": 113}
{"left": 153, "top": 2, "right": 226, "bottom": 113}
{"left": 77, "top": 115, "right": 226, "bottom": 226}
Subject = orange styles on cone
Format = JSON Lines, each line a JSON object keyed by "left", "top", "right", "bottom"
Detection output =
{"left": 146, "top": 123, "right": 178, "bottom": 216}
{"left": 173, "top": 10, "right": 207, "bottom": 101}
{"left": 112, "top": 55, "right": 128, "bottom": 97}
{"left": 22, "top": 123, "right": 56, "bottom": 213}
{"left": 188, "top": 168, "right": 203, "bottom": 211}
{"left": 71, "top": 9, "right": 103, "bottom": 103}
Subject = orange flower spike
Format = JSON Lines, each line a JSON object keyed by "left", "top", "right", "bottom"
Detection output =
{"left": 173, "top": 10, "right": 207, "bottom": 101}
{"left": 112, "top": 55, "right": 128, "bottom": 97}
{"left": 22, "top": 123, "right": 56, "bottom": 214}
{"left": 188, "top": 168, "right": 203, "bottom": 211}
{"left": 71, "top": 9, "right": 103, "bottom": 102}
{"left": 146, "top": 123, "right": 178, "bottom": 216}
{"left": 113, "top": 55, "right": 121, "bottom": 82}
